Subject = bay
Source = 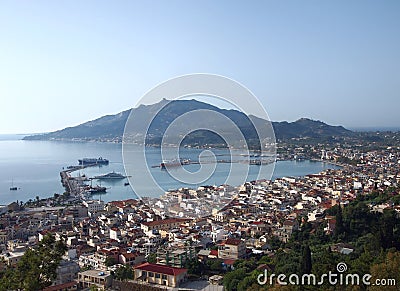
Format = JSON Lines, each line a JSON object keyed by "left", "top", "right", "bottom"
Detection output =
{"left": 0, "top": 135, "right": 340, "bottom": 205}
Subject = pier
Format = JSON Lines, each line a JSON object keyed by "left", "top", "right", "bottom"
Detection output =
{"left": 60, "top": 164, "right": 98, "bottom": 196}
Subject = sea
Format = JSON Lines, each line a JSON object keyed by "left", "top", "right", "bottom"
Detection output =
{"left": 0, "top": 135, "right": 340, "bottom": 205}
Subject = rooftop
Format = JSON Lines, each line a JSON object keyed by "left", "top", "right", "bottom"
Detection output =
{"left": 134, "top": 262, "right": 187, "bottom": 276}
{"left": 142, "top": 218, "right": 190, "bottom": 227}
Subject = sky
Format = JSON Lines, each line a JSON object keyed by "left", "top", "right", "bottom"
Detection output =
{"left": 0, "top": 1, "right": 399, "bottom": 134}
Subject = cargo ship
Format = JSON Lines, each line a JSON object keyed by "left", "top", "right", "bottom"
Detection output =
{"left": 160, "top": 158, "right": 190, "bottom": 169}
{"left": 78, "top": 157, "right": 109, "bottom": 165}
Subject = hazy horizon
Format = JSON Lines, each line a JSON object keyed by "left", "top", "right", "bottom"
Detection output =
{"left": 1, "top": 96, "right": 400, "bottom": 135}
{"left": 1, "top": 1, "right": 399, "bottom": 134}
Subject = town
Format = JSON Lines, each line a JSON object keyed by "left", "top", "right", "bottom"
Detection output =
{"left": 1, "top": 133, "right": 400, "bottom": 291}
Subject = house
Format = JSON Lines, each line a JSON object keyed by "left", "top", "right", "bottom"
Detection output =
{"left": 0, "top": 251, "right": 25, "bottom": 266}
{"left": 324, "top": 216, "right": 336, "bottom": 235}
{"left": 331, "top": 243, "right": 354, "bottom": 255}
{"left": 274, "top": 219, "right": 299, "bottom": 242}
{"left": 82, "top": 200, "right": 104, "bottom": 214}
{"left": 197, "top": 249, "right": 211, "bottom": 262}
{"left": 43, "top": 281, "right": 78, "bottom": 291}
{"left": 119, "top": 251, "right": 145, "bottom": 266}
{"left": 218, "top": 238, "right": 246, "bottom": 260}
{"left": 211, "top": 228, "right": 227, "bottom": 243}
{"left": 77, "top": 270, "right": 112, "bottom": 290}
{"left": 0, "top": 230, "right": 8, "bottom": 246}
{"left": 134, "top": 262, "right": 187, "bottom": 288}
{"left": 141, "top": 218, "right": 190, "bottom": 233}
{"left": 109, "top": 228, "right": 121, "bottom": 241}
{"left": 54, "top": 259, "right": 80, "bottom": 285}
{"left": 250, "top": 221, "right": 269, "bottom": 237}
{"left": 157, "top": 246, "right": 196, "bottom": 268}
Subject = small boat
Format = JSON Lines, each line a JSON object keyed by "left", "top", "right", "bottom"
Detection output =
{"left": 94, "top": 171, "right": 127, "bottom": 179}
{"left": 124, "top": 182, "right": 130, "bottom": 186}
{"left": 85, "top": 186, "right": 107, "bottom": 194}
{"left": 249, "top": 159, "right": 262, "bottom": 165}
{"left": 10, "top": 179, "right": 18, "bottom": 191}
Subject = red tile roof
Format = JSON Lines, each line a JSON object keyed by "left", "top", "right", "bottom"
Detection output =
{"left": 121, "top": 252, "right": 139, "bottom": 259}
{"left": 224, "top": 238, "right": 242, "bottom": 246}
{"left": 142, "top": 218, "right": 189, "bottom": 227}
{"left": 223, "top": 259, "right": 236, "bottom": 265}
{"left": 251, "top": 221, "right": 264, "bottom": 225}
{"left": 43, "top": 281, "right": 78, "bottom": 291}
{"left": 209, "top": 250, "right": 219, "bottom": 257}
{"left": 134, "top": 262, "right": 187, "bottom": 276}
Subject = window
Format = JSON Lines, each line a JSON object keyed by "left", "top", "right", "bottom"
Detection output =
{"left": 142, "top": 271, "right": 147, "bottom": 277}
{"left": 162, "top": 274, "right": 167, "bottom": 280}
{"left": 149, "top": 272, "right": 154, "bottom": 277}
{"left": 155, "top": 273, "right": 161, "bottom": 278}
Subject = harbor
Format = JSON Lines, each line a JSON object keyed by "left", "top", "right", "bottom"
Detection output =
{"left": 1, "top": 140, "right": 340, "bottom": 204}
{"left": 155, "top": 157, "right": 274, "bottom": 169}
{"left": 60, "top": 165, "right": 94, "bottom": 197}
{"left": 60, "top": 157, "right": 119, "bottom": 198}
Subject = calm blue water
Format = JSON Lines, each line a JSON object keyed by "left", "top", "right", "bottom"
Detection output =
{"left": 0, "top": 135, "right": 340, "bottom": 205}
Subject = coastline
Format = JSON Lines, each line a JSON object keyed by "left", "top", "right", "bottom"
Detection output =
{"left": 0, "top": 138, "right": 344, "bottom": 205}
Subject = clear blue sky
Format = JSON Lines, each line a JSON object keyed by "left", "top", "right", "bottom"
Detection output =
{"left": 1, "top": 1, "right": 399, "bottom": 134}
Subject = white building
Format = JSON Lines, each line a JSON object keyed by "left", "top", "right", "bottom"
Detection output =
{"left": 83, "top": 200, "right": 104, "bottom": 214}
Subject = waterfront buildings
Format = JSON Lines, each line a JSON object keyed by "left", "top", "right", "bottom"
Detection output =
{"left": 1, "top": 139, "right": 400, "bottom": 289}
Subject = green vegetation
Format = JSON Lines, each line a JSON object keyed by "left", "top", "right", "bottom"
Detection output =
{"left": 0, "top": 233, "right": 67, "bottom": 291}
{"left": 223, "top": 189, "right": 400, "bottom": 290}
{"left": 336, "top": 156, "right": 360, "bottom": 165}
{"left": 147, "top": 253, "right": 157, "bottom": 263}
{"left": 105, "top": 256, "right": 117, "bottom": 267}
{"left": 185, "top": 258, "right": 205, "bottom": 277}
{"left": 113, "top": 264, "right": 134, "bottom": 281}
{"left": 206, "top": 258, "right": 223, "bottom": 272}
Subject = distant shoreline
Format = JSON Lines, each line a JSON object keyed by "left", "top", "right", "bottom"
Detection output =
{"left": 277, "top": 158, "right": 344, "bottom": 168}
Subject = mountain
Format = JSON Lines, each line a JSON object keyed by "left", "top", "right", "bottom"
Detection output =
{"left": 272, "top": 118, "right": 352, "bottom": 139}
{"left": 23, "top": 99, "right": 352, "bottom": 144}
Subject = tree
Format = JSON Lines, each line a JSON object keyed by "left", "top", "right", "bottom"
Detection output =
{"left": 233, "top": 258, "right": 256, "bottom": 272}
{"left": 207, "top": 259, "right": 223, "bottom": 272}
{"left": 379, "top": 210, "right": 395, "bottom": 249}
{"left": 369, "top": 251, "right": 400, "bottom": 291}
{"left": 301, "top": 245, "right": 312, "bottom": 275}
{"left": 147, "top": 253, "right": 157, "bottom": 263}
{"left": 114, "top": 265, "right": 133, "bottom": 281}
{"left": 105, "top": 257, "right": 117, "bottom": 267}
{"left": 223, "top": 268, "right": 246, "bottom": 291}
{"left": 1, "top": 233, "right": 67, "bottom": 291}
{"left": 236, "top": 270, "right": 261, "bottom": 291}
{"left": 185, "top": 259, "right": 204, "bottom": 276}
{"left": 334, "top": 204, "right": 345, "bottom": 237}
{"left": 268, "top": 235, "right": 282, "bottom": 250}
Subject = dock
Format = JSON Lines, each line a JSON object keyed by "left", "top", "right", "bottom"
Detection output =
{"left": 60, "top": 164, "right": 99, "bottom": 196}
